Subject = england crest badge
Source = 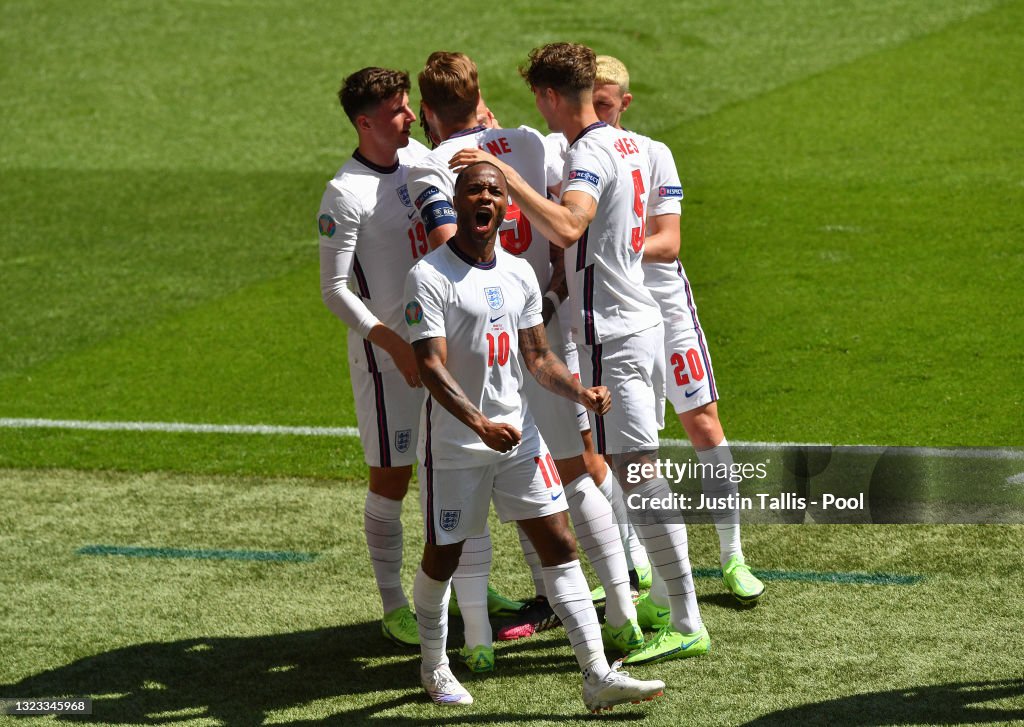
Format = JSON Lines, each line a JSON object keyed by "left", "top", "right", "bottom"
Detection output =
{"left": 440, "top": 509, "right": 461, "bottom": 532}
{"left": 484, "top": 286, "right": 504, "bottom": 310}
{"left": 394, "top": 428, "right": 411, "bottom": 454}
{"left": 397, "top": 184, "right": 412, "bottom": 208}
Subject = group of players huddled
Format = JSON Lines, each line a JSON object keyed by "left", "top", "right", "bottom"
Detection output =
{"left": 318, "top": 42, "right": 765, "bottom": 713}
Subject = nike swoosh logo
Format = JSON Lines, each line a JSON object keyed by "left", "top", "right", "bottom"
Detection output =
{"left": 407, "top": 210, "right": 416, "bottom": 219}
{"left": 490, "top": 315, "right": 505, "bottom": 323}
{"left": 684, "top": 387, "right": 703, "bottom": 398}
{"left": 656, "top": 610, "right": 670, "bottom": 619}
{"left": 551, "top": 490, "right": 563, "bottom": 501}
{"left": 680, "top": 636, "right": 703, "bottom": 649}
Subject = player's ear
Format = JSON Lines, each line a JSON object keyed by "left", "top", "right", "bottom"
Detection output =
{"left": 355, "top": 112, "right": 373, "bottom": 132}
{"left": 621, "top": 92, "right": 633, "bottom": 113}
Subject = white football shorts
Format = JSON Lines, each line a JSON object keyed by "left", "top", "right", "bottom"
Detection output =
{"left": 662, "top": 320, "right": 719, "bottom": 413}
{"left": 350, "top": 365, "right": 424, "bottom": 468}
{"left": 419, "top": 438, "right": 569, "bottom": 546}
{"left": 578, "top": 323, "right": 666, "bottom": 456}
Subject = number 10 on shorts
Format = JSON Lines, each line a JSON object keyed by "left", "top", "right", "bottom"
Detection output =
{"left": 534, "top": 453, "right": 562, "bottom": 488}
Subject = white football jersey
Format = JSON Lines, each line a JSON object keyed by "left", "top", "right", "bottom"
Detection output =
{"left": 406, "top": 125, "right": 555, "bottom": 290}
{"left": 318, "top": 138, "right": 430, "bottom": 372}
{"left": 635, "top": 134, "right": 694, "bottom": 329}
{"left": 404, "top": 242, "right": 544, "bottom": 469}
{"left": 562, "top": 123, "right": 660, "bottom": 345}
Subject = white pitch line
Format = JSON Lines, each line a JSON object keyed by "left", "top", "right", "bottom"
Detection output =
{"left": 0, "top": 417, "right": 358, "bottom": 438}
{"left": 0, "top": 417, "right": 1021, "bottom": 460}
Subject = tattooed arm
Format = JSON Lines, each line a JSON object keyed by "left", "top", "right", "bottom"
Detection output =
{"left": 518, "top": 324, "right": 611, "bottom": 415}
{"left": 413, "top": 336, "right": 521, "bottom": 452}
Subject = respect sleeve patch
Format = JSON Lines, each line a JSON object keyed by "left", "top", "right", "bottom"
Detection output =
{"left": 415, "top": 186, "right": 442, "bottom": 209}
{"left": 658, "top": 185, "right": 683, "bottom": 198}
{"left": 567, "top": 169, "right": 600, "bottom": 187}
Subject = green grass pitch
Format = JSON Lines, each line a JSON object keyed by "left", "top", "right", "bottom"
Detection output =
{"left": 1, "top": 0, "right": 1022, "bottom": 724}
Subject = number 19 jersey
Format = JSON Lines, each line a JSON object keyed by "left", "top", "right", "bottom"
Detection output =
{"left": 404, "top": 241, "right": 544, "bottom": 469}
{"left": 562, "top": 122, "right": 661, "bottom": 346}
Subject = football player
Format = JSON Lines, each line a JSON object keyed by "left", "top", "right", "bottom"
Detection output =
{"left": 450, "top": 42, "right": 710, "bottom": 665}
{"left": 408, "top": 51, "right": 641, "bottom": 654}
{"left": 405, "top": 160, "right": 665, "bottom": 711}
{"left": 591, "top": 58, "right": 766, "bottom": 650}
{"left": 318, "top": 67, "right": 429, "bottom": 648}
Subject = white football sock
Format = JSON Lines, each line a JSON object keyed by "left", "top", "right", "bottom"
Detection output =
{"left": 414, "top": 566, "right": 451, "bottom": 671}
{"left": 542, "top": 560, "right": 609, "bottom": 679}
{"left": 625, "top": 477, "right": 702, "bottom": 634}
{"left": 452, "top": 531, "right": 492, "bottom": 648}
{"left": 596, "top": 467, "right": 633, "bottom": 570}
{"left": 517, "top": 523, "right": 547, "bottom": 598}
{"left": 600, "top": 469, "right": 649, "bottom": 571}
{"left": 696, "top": 438, "right": 744, "bottom": 566}
{"left": 648, "top": 564, "right": 668, "bottom": 607}
{"left": 364, "top": 490, "right": 407, "bottom": 614}
{"left": 565, "top": 473, "right": 635, "bottom": 628}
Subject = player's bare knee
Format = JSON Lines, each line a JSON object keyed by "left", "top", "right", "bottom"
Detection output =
{"left": 369, "top": 465, "right": 413, "bottom": 500}
{"left": 612, "top": 451, "right": 657, "bottom": 491}
{"left": 554, "top": 454, "right": 587, "bottom": 484}
{"left": 421, "top": 541, "right": 463, "bottom": 581}
{"left": 680, "top": 404, "right": 724, "bottom": 450}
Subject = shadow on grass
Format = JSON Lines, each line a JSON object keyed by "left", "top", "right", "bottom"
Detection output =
{"left": 744, "top": 678, "right": 1024, "bottom": 726}
{"left": 0, "top": 622, "right": 638, "bottom": 725}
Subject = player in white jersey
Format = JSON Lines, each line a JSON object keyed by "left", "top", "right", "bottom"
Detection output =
{"left": 409, "top": 52, "right": 641, "bottom": 650}
{"left": 591, "top": 57, "right": 765, "bottom": 643}
{"left": 318, "top": 67, "right": 429, "bottom": 648}
{"left": 405, "top": 161, "right": 665, "bottom": 711}
{"left": 450, "top": 42, "right": 710, "bottom": 665}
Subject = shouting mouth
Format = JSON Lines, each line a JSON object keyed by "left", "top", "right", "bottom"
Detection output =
{"left": 473, "top": 206, "right": 494, "bottom": 236}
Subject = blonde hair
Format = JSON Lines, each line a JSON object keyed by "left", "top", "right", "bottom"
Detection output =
{"left": 595, "top": 55, "right": 630, "bottom": 93}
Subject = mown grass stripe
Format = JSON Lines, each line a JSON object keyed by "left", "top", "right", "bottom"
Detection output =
{"left": 77, "top": 545, "right": 317, "bottom": 563}
{"left": 694, "top": 567, "right": 922, "bottom": 586}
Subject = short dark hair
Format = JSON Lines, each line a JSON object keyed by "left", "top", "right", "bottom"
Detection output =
{"left": 520, "top": 42, "right": 596, "bottom": 101}
{"left": 454, "top": 161, "right": 507, "bottom": 196}
{"left": 338, "top": 67, "right": 410, "bottom": 124}
{"left": 418, "top": 51, "right": 480, "bottom": 127}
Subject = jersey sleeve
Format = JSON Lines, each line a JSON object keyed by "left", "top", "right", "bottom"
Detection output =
{"left": 518, "top": 262, "right": 544, "bottom": 330}
{"left": 403, "top": 261, "right": 448, "bottom": 342}
{"left": 562, "top": 141, "right": 606, "bottom": 203}
{"left": 543, "top": 133, "right": 568, "bottom": 190}
{"left": 647, "top": 140, "right": 683, "bottom": 217}
{"left": 318, "top": 184, "right": 381, "bottom": 338}
{"left": 407, "top": 158, "right": 456, "bottom": 235}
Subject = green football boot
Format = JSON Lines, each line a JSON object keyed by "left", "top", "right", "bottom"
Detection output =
{"left": 449, "top": 585, "right": 525, "bottom": 617}
{"left": 634, "top": 563, "right": 653, "bottom": 590}
{"left": 381, "top": 605, "right": 419, "bottom": 647}
{"left": 634, "top": 592, "right": 671, "bottom": 630}
{"left": 459, "top": 643, "right": 496, "bottom": 673}
{"left": 590, "top": 584, "right": 607, "bottom": 605}
{"left": 601, "top": 618, "right": 645, "bottom": 654}
{"left": 620, "top": 624, "right": 710, "bottom": 666}
{"left": 722, "top": 555, "right": 765, "bottom": 604}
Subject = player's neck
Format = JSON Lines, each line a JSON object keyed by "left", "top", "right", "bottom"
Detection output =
{"left": 561, "top": 109, "right": 602, "bottom": 145}
{"left": 355, "top": 138, "right": 399, "bottom": 169}
{"left": 439, "top": 114, "right": 484, "bottom": 143}
{"left": 450, "top": 232, "right": 495, "bottom": 265}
